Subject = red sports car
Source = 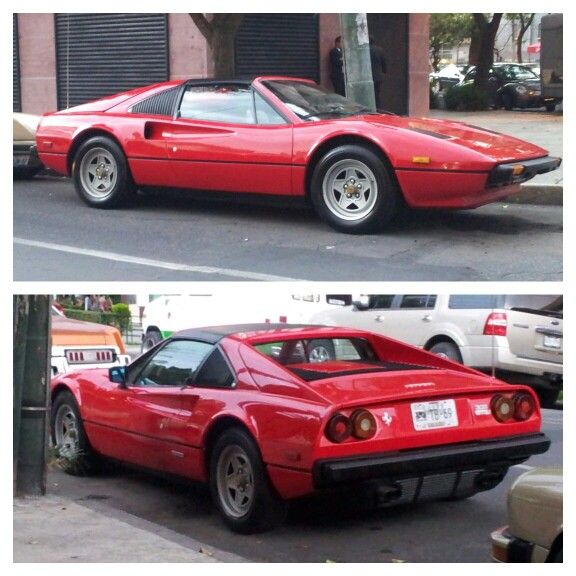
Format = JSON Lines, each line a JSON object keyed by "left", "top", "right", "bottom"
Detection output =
{"left": 35, "top": 77, "right": 561, "bottom": 234}
{"left": 51, "top": 324, "right": 550, "bottom": 533}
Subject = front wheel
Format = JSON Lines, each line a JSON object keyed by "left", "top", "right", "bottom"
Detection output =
{"left": 51, "top": 391, "right": 100, "bottom": 475}
{"left": 310, "top": 145, "right": 400, "bottom": 234}
{"left": 210, "top": 428, "right": 287, "bottom": 533}
{"left": 72, "top": 136, "right": 135, "bottom": 208}
{"left": 501, "top": 92, "right": 515, "bottom": 111}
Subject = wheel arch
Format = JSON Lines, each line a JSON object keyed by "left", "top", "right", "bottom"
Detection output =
{"left": 51, "top": 381, "right": 82, "bottom": 407}
{"left": 304, "top": 134, "right": 402, "bottom": 202}
{"left": 547, "top": 532, "right": 563, "bottom": 562}
{"left": 423, "top": 334, "right": 463, "bottom": 352}
{"left": 202, "top": 415, "right": 261, "bottom": 478}
{"left": 67, "top": 128, "right": 126, "bottom": 174}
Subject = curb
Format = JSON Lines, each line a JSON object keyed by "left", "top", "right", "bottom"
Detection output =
{"left": 507, "top": 184, "right": 563, "bottom": 206}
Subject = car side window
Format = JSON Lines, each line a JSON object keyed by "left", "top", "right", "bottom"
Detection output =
{"left": 131, "top": 340, "right": 213, "bottom": 387}
{"left": 399, "top": 295, "right": 435, "bottom": 309}
{"left": 179, "top": 85, "right": 256, "bottom": 124}
{"left": 193, "top": 347, "right": 235, "bottom": 388}
{"left": 254, "top": 92, "right": 287, "bottom": 125}
{"left": 368, "top": 295, "right": 395, "bottom": 310}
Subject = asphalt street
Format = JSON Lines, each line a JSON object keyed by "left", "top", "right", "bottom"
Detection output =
{"left": 43, "top": 408, "right": 562, "bottom": 563}
{"left": 14, "top": 177, "right": 562, "bottom": 281}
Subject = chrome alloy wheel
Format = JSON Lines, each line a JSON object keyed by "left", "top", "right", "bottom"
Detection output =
{"left": 309, "top": 345, "right": 332, "bottom": 363}
{"left": 54, "top": 403, "right": 80, "bottom": 458}
{"left": 79, "top": 147, "right": 118, "bottom": 199}
{"left": 216, "top": 445, "right": 255, "bottom": 518}
{"left": 322, "top": 159, "right": 378, "bottom": 221}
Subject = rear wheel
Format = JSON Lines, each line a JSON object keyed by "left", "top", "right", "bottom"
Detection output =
{"left": 72, "top": 136, "right": 135, "bottom": 208}
{"left": 545, "top": 102, "right": 557, "bottom": 112}
{"left": 429, "top": 341, "right": 463, "bottom": 363}
{"left": 310, "top": 145, "right": 400, "bottom": 234}
{"left": 210, "top": 428, "right": 287, "bottom": 533}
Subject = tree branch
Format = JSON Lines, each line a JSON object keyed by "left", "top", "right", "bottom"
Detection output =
{"left": 189, "top": 13, "right": 213, "bottom": 43}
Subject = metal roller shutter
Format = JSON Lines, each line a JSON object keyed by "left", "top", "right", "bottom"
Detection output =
{"left": 55, "top": 13, "right": 169, "bottom": 110}
{"left": 14, "top": 14, "right": 21, "bottom": 112}
{"left": 235, "top": 14, "right": 319, "bottom": 82}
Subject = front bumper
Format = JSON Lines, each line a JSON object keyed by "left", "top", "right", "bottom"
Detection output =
{"left": 487, "top": 156, "right": 562, "bottom": 187}
{"left": 313, "top": 434, "right": 550, "bottom": 501}
{"left": 491, "top": 526, "right": 541, "bottom": 562}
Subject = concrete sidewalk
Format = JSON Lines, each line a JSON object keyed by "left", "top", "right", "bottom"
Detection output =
{"left": 13, "top": 495, "right": 246, "bottom": 563}
{"left": 428, "top": 108, "right": 563, "bottom": 206}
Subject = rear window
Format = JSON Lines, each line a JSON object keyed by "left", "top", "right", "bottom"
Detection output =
{"left": 504, "top": 295, "right": 562, "bottom": 318}
{"left": 253, "top": 337, "right": 430, "bottom": 381}
{"left": 448, "top": 295, "right": 500, "bottom": 309}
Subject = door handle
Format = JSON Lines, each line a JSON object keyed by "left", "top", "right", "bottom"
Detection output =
{"left": 422, "top": 315, "right": 433, "bottom": 322}
{"left": 375, "top": 315, "right": 385, "bottom": 322}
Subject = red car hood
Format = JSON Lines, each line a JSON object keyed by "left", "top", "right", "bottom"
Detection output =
{"left": 298, "top": 364, "right": 502, "bottom": 408}
{"left": 362, "top": 114, "right": 548, "bottom": 162}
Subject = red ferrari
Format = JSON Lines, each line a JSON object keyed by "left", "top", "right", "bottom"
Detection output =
{"left": 51, "top": 324, "right": 550, "bottom": 533}
{"left": 35, "top": 77, "right": 560, "bottom": 233}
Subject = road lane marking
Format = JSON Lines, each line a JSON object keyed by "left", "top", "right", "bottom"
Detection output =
{"left": 14, "top": 238, "right": 302, "bottom": 282}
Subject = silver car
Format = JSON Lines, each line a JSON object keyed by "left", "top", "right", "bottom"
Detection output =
{"left": 310, "top": 294, "right": 562, "bottom": 407}
{"left": 491, "top": 468, "right": 563, "bottom": 562}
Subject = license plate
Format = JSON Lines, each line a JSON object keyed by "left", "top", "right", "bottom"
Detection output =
{"left": 543, "top": 334, "right": 561, "bottom": 349}
{"left": 14, "top": 154, "right": 30, "bottom": 167}
{"left": 411, "top": 399, "right": 458, "bottom": 431}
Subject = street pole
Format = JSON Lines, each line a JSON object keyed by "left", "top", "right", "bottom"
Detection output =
{"left": 14, "top": 295, "right": 52, "bottom": 496}
{"left": 340, "top": 13, "right": 376, "bottom": 111}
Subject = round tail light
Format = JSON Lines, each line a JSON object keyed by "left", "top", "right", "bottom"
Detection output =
{"left": 491, "top": 394, "right": 514, "bottom": 422}
{"left": 350, "top": 409, "right": 377, "bottom": 439}
{"left": 325, "top": 413, "right": 351, "bottom": 443}
{"left": 513, "top": 392, "right": 535, "bottom": 421}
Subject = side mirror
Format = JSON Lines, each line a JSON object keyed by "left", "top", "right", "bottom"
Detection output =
{"left": 109, "top": 366, "right": 127, "bottom": 386}
{"left": 352, "top": 294, "right": 371, "bottom": 311}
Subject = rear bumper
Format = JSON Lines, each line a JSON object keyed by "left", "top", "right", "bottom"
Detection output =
{"left": 13, "top": 143, "right": 43, "bottom": 170}
{"left": 487, "top": 156, "right": 562, "bottom": 187}
{"left": 313, "top": 433, "right": 550, "bottom": 489}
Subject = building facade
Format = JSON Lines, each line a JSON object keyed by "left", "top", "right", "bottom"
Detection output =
{"left": 14, "top": 13, "right": 430, "bottom": 117}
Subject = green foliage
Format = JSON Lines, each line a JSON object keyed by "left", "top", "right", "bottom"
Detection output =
{"left": 444, "top": 83, "right": 488, "bottom": 111}
{"left": 429, "top": 14, "right": 474, "bottom": 70}
{"left": 111, "top": 303, "right": 131, "bottom": 334}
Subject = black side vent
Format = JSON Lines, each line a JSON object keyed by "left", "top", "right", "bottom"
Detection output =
{"left": 131, "top": 86, "right": 180, "bottom": 116}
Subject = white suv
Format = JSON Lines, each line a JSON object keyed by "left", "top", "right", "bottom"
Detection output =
{"left": 311, "top": 294, "right": 563, "bottom": 407}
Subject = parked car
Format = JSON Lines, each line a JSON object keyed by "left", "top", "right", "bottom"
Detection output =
{"left": 430, "top": 63, "right": 468, "bottom": 93}
{"left": 51, "top": 306, "right": 131, "bottom": 375}
{"left": 13, "top": 113, "right": 43, "bottom": 178}
{"left": 35, "top": 76, "right": 561, "bottom": 234}
{"left": 459, "top": 63, "right": 560, "bottom": 111}
{"left": 310, "top": 295, "right": 563, "bottom": 407}
{"left": 491, "top": 468, "right": 562, "bottom": 562}
{"left": 50, "top": 323, "right": 550, "bottom": 533}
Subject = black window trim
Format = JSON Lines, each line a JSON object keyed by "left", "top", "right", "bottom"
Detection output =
{"left": 191, "top": 343, "right": 237, "bottom": 389}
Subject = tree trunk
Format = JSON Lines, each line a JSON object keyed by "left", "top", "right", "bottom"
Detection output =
{"left": 472, "top": 14, "right": 503, "bottom": 94}
{"left": 516, "top": 14, "right": 535, "bottom": 63}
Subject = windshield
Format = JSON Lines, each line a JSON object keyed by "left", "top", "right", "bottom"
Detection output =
{"left": 262, "top": 79, "right": 372, "bottom": 121}
{"left": 498, "top": 65, "right": 539, "bottom": 81}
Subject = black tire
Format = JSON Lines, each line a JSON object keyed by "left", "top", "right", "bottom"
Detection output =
{"left": 72, "top": 136, "right": 135, "bottom": 208}
{"left": 429, "top": 341, "right": 463, "bottom": 363}
{"left": 536, "top": 387, "right": 559, "bottom": 409}
{"left": 13, "top": 166, "right": 41, "bottom": 180}
{"left": 550, "top": 547, "right": 563, "bottom": 563}
{"left": 209, "top": 428, "right": 287, "bottom": 533}
{"left": 50, "top": 390, "right": 100, "bottom": 475}
{"left": 306, "top": 339, "right": 336, "bottom": 363}
{"left": 502, "top": 91, "right": 515, "bottom": 111}
{"left": 310, "top": 144, "right": 400, "bottom": 234}
{"left": 545, "top": 102, "right": 557, "bottom": 112}
{"left": 141, "top": 329, "right": 162, "bottom": 353}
